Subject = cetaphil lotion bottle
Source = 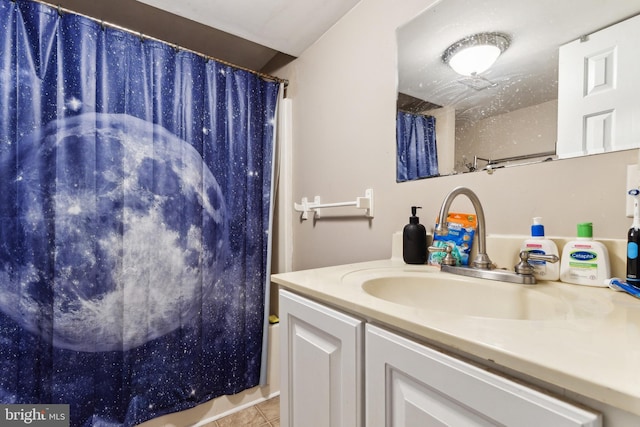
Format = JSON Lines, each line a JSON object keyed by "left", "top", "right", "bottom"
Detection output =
{"left": 521, "top": 217, "right": 560, "bottom": 281}
{"left": 560, "top": 222, "right": 610, "bottom": 287}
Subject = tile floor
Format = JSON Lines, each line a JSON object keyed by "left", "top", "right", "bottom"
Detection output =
{"left": 203, "top": 396, "right": 280, "bottom": 427}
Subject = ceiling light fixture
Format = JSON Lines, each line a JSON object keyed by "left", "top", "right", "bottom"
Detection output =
{"left": 442, "top": 32, "right": 510, "bottom": 76}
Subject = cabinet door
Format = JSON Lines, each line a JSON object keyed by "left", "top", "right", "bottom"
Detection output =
{"left": 280, "top": 289, "right": 363, "bottom": 427}
{"left": 557, "top": 14, "right": 640, "bottom": 158}
{"left": 366, "top": 324, "right": 601, "bottom": 427}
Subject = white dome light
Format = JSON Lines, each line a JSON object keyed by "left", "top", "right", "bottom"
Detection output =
{"left": 443, "top": 33, "right": 510, "bottom": 76}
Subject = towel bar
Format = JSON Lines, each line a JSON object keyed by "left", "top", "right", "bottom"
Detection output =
{"left": 294, "top": 189, "right": 374, "bottom": 220}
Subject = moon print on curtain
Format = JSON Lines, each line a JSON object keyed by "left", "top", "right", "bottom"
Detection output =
{"left": 396, "top": 111, "right": 439, "bottom": 181}
{"left": 0, "top": 0, "right": 280, "bottom": 426}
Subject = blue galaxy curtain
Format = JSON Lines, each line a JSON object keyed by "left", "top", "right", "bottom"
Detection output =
{"left": 0, "top": 0, "right": 280, "bottom": 425}
{"left": 396, "top": 111, "right": 439, "bottom": 181}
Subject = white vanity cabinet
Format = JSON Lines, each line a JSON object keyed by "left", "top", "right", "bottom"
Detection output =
{"left": 279, "top": 289, "right": 364, "bottom": 427}
{"left": 280, "top": 289, "right": 602, "bottom": 427}
{"left": 366, "top": 324, "right": 601, "bottom": 427}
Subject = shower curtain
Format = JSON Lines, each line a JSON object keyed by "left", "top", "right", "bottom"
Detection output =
{"left": 396, "top": 111, "right": 439, "bottom": 181}
{"left": 0, "top": 0, "right": 280, "bottom": 426}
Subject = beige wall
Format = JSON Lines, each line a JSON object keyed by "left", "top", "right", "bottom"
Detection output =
{"left": 430, "top": 105, "right": 456, "bottom": 175}
{"left": 273, "top": 0, "right": 632, "bottom": 271}
{"left": 456, "top": 100, "right": 558, "bottom": 171}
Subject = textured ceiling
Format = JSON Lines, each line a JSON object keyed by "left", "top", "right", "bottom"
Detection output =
{"left": 135, "top": 0, "right": 361, "bottom": 57}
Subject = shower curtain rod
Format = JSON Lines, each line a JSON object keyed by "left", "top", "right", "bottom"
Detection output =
{"left": 475, "top": 150, "right": 556, "bottom": 166}
{"left": 26, "top": 0, "right": 289, "bottom": 87}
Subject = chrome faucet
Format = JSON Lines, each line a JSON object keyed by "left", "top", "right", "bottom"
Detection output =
{"left": 433, "top": 186, "right": 557, "bottom": 284}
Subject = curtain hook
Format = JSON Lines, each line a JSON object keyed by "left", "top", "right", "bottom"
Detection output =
{"left": 57, "top": 5, "right": 63, "bottom": 16}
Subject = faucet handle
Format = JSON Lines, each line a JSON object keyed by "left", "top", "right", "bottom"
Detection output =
{"left": 428, "top": 244, "right": 457, "bottom": 266}
{"left": 515, "top": 251, "right": 559, "bottom": 275}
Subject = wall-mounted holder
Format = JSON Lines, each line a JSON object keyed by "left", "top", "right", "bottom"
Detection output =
{"left": 294, "top": 188, "right": 374, "bottom": 220}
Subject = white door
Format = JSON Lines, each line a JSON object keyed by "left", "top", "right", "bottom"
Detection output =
{"left": 557, "top": 13, "right": 640, "bottom": 158}
{"left": 279, "top": 289, "right": 363, "bottom": 427}
{"left": 366, "top": 324, "right": 601, "bottom": 427}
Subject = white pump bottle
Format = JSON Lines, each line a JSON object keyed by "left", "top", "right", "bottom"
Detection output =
{"left": 521, "top": 217, "right": 560, "bottom": 281}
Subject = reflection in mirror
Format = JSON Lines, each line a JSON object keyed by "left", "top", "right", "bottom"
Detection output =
{"left": 396, "top": 109, "right": 439, "bottom": 181}
{"left": 396, "top": 0, "right": 640, "bottom": 180}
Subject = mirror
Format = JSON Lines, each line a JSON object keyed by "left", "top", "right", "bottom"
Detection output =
{"left": 396, "top": 0, "right": 640, "bottom": 180}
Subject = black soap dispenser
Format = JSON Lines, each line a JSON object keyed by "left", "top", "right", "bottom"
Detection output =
{"left": 403, "top": 206, "right": 427, "bottom": 264}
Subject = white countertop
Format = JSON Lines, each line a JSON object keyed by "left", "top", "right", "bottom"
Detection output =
{"left": 272, "top": 258, "right": 640, "bottom": 417}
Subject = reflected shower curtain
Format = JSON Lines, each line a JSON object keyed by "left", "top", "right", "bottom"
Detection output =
{"left": 396, "top": 111, "right": 439, "bottom": 181}
{"left": 0, "top": 0, "right": 280, "bottom": 426}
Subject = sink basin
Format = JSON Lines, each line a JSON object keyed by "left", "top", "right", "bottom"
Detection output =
{"left": 360, "top": 273, "right": 570, "bottom": 320}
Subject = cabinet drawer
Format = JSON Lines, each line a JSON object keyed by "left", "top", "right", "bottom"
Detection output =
{"left": 366, "top": 324, "right": 601, "bottom": 427}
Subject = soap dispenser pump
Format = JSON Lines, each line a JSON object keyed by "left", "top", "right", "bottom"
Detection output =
{"left": 403, "top": 206, "right": 427, "bottom": 264}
